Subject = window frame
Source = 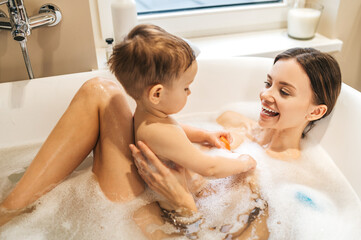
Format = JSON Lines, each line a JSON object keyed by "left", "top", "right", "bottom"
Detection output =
{"left": 137, "top": 0, "right": 291, "bottom": 38}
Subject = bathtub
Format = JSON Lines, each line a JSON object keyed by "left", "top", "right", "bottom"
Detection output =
{"left": 1, "top": 56, "right": 360, "bottom": 204}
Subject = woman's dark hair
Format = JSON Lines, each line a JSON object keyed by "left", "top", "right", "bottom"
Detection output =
{"left": 274, "top": 48, "right": 342, "bottom": 137}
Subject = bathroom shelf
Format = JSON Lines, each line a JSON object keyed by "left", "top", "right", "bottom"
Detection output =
{"left": 95, "top": 28, "right": 342, "bottom": 69}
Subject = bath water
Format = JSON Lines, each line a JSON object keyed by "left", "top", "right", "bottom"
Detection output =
{"left": 1, "top": 101, "right": 361, "bottom": 239}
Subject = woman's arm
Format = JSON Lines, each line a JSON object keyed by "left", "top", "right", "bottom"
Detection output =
{"left": 129, "top": 142, "right": 197, "bottom": 213}
{"left": 216, "top": 111, "right": 256, "bottom": 129}
{"left": 130, "top": 142, "right": 203, "bottom": 239}
{"left": 130, "top": 142, "right": 208, "bottom": 205}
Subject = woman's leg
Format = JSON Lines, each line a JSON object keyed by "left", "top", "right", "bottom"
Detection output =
{"left": 91, "top": 79, "right": 144, "bottom": 202}
{"left": 232, "top": 207, "right": 269, "bottom": 240}
{"left": 0, "top": 78, "right": 144, "bottom": 212}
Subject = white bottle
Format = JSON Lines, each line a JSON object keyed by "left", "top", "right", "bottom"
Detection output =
{"left": 111, "top": 0, "right": 137, "bottom": 44}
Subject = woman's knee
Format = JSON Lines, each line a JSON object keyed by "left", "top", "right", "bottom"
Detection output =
{"left": 80, "top": 78, "right": 120, "bottom": 96}
{"left": 78, "top": 78, "right": 128, "bottom": 106}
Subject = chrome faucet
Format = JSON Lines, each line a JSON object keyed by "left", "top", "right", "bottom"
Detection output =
{"left": 0, "top": 0, "right": 62, "bottom": 79}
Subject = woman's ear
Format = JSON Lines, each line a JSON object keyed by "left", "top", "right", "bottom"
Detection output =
{"left": 148, "top": 84, "right": 164, "bottom": 104}
{"left": 307, "top": 104, "right": 328, "bottom": 121}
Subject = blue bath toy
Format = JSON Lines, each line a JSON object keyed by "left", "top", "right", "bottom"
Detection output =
{"left": 295, "top": 191, "right": 318, "bottom": 210}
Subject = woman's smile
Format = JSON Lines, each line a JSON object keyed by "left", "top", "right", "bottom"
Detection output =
{"left": 261, "top": 105, "right": 280, "bottom": 117}
{"left": 259, "top": 105, "right": 280, "bottom": 123}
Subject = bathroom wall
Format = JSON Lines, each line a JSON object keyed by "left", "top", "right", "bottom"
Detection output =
{"left": 334, "top": 0, "right": 361, "bottom": 92}
{"left": 89, "top": 0, "right": 106, "bottom": 49}
{"left": 0, "top": 0, "right": 97, "bottom": 83}
{"left": 317, "top": 0, "right": 361, "bottom": 92}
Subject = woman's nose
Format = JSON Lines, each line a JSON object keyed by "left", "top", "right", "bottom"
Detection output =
{"left": 260, "top": 88, "right": 275, "bottom": 103}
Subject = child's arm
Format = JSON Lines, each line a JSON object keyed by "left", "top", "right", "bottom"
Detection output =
{"left": 139, "top": 123, "right": 256, "bottom": 178}
{"left": 180, "top": 124, "right": 231, "bottom": 149}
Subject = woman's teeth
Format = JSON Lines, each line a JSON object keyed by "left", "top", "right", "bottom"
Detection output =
{"left": 262, "top": 106, "right": 279, "bottom": 117}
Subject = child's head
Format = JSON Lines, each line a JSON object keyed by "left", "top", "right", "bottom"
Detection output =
{"left": 108, "top": 24, "right": 196, "bottom": 101}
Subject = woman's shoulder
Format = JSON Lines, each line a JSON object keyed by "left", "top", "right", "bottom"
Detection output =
{"left": 216, "top": 110, "right": 257, "bottom": 130}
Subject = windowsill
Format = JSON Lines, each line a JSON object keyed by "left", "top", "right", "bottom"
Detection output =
{"left": 189, "top": 28, "right": 343, "bottom": 58}
{"left": 96, "top": 28, "right": 343, "bottom": 69}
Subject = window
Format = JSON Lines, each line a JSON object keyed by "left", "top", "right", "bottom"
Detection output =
{"left": 136, "top": 0, "right": 282, "bottom": 15}
{"left": 136, "top": 0, "right": 289, "bottom": 38}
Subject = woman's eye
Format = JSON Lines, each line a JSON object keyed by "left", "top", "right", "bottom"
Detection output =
{"left": 280, "top": 89, "right": 290, "bottom": 96}
{"left": 184, "top": 88, "right": 189, "bottom": 91}
{"left": 264, "top": 81, "right": 271, "bottom": 88}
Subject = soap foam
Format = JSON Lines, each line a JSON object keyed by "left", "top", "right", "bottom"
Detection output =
{"left": 0, "top": 168, "right": 155, "bottom": 240}
{"left": 1, "top": 102, "right": 361, "bottom": 239}
{"left": 177, "top": 104, "right": 361, "bottom": 239}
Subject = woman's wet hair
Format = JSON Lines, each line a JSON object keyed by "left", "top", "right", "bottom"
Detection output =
{"left": 274, "top": 48, "right": 342, "bottom": 137}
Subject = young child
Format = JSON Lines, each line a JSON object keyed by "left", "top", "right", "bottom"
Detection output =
{"left": 108, "top": 24, "right": 256, "bottom": 190}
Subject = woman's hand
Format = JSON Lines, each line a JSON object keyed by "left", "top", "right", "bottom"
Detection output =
{"left": 129, "top": 141, "right": 197, "bottom": 213}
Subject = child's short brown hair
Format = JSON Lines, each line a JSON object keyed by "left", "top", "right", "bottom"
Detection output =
{"left": 108, "top": 24, "right": 196, "bottom": 99}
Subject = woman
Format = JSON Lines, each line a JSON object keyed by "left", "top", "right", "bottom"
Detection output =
{"left": 129, "top": 47, "right": 342, "bottom": 239}
{"left": 0, "top": 48, "right": 341, "bottom": 239}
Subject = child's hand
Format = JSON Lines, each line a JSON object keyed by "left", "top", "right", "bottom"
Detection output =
{"left": 237, "top": 154, "right": 257, "bottom": 172}
{"left": 204, "top": 131, "right": 232, "bottom": 149}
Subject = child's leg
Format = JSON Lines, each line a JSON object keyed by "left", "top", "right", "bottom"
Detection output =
{"left": 0, "top": 78, "right": 144, "bottom": 212}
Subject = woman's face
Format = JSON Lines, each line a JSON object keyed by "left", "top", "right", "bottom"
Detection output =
{"left": 258, "top": 58, "right": 317, "bottom": 131}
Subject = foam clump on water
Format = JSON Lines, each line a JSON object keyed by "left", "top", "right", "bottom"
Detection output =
{"left": 0, "top": 168, "right": 155, "bottom": 240}
{"left": 257, "top": 140, "right": 361, "bottom": 240}
{"left": 193, "top": 174, "right": 264, "bottom": 239}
